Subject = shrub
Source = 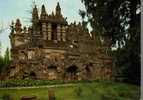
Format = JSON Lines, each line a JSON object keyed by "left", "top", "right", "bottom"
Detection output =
{"left": 1, "top": 94, "right": 12, "bottom": 100}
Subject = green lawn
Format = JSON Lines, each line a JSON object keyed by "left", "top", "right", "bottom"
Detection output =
{"left": 0, "top": 81, "right": 140, "bottom": 100}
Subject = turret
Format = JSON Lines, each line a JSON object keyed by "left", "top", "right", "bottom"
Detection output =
{"left": 32, "top": 5, "right": 39, "bottom": 22}
{"left": 23, "top": 26, "right": 27, "bottom": 33}
{"left": 78, "top": 22, "right": 82, "bottom": 27}
{"left": 55, "top": 2, "right": 61, "bottom": 16}
{"left": 10, "top": 21, "right": 15, "bottom": 34}
{"left": 15, "top": 19, "right": 22, "bottom": 33}
{"left": 52, "top": 11, "right": 54, "bottom": 17}
{"left": 40, "top": 5, "right": 47, "bottom": 19}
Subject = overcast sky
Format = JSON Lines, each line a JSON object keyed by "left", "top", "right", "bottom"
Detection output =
{"left": 0, "top": 0, "right": 85, "bottom": 55}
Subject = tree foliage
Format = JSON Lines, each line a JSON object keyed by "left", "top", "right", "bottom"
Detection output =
{"left": 3, "top": 48, "right": 10, "bottom": 66}
{"left": 0, "top": 48, "right": 10, "bottom": 73}
{"left": 80, "top": 0, "right": 140, "bottom": 85}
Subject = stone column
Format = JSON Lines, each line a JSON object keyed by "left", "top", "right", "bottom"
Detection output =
{"left": 42, "top": 23, "right": 47, "bottom": 40}
{"left": 57, "top": 24, "right": 61, "bottom": 41}
{"left": 62, "top": 26, "right": 66, "bottom": 41}
{"left": 47, "top": 23, "right": 52, "bottom": 40}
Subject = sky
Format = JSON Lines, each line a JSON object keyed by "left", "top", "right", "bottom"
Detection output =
{"left": 0, "top": 0, "right": 85, "bottom": 55}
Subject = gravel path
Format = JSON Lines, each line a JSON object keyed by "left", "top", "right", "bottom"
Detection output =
{"left": 0, "top": 83, "right": 77, "bottom": 90}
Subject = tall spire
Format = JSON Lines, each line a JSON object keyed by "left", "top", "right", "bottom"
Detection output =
{"left": 10, "top": 21, "right": 14, "bottom": 33}
{"left": 32, "top": 5, "right": 39, "bottom": 22}
{"left": 56, "top": 2, "right": 61, "bottom": 16}
{"left": 15, "top": 19, "right": 22, "bottom": 32}
{"left": 40, "top": 5, "right": 47, "bottom": 19}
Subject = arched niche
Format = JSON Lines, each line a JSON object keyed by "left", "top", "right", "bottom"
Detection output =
{"left": 65, "top": 65, "right": 79, "bottom": 80}
{"left": 29, "top": 71, "right": 37, "bottom": 79}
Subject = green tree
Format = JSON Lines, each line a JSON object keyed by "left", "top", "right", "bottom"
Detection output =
{"left": 0, "top": 43, "right": 4, "bottom": 72}
{"left": 0, "top": 55, "right": 4, "bottom": 72}
{"left": 0, "top": 48, "right": 11, "bottom": 73}
{"left": 80, "top": 0, "right": 140, "bottom": 85}
{"left": 3, "top": 48, "right": 10, "bottom": 66}
{"left": 0, "top": 21, "right": 8, "bottom": 73}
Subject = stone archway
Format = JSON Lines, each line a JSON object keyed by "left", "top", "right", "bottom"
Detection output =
{"left": 65, "top": 65, "right": 79, "bottom": 80}
{"left": 29, "top": 71, "right": 37, "bottom": 79}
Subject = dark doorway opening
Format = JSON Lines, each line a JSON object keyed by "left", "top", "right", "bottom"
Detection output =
{"left": 65, "top": 65, "right": 78, "bottom": 80}
{"left": 51, "top": 24, "right": 57, "bottom": 40}
{"left": 29, "top": 71, "right": 37, "bottom": 79}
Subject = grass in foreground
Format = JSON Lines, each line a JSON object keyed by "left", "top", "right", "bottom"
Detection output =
{"left": 0, "top": 81, "right": 140, "bottom": 100}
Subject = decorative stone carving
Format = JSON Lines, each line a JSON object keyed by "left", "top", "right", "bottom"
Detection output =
{"left": 42, "top": 23, "right": 47, "bottom": 40}
{"left": 61, "top": 26, "right": 66, "bottom": 41}
{"left": 28, "top": 51, "right": 35, "bottom": 59}
{"left": 57, "top": 24, "right": 61, "bottom": 41}
{"left": 48, "top": 23, "right": 52, "bottom": 40}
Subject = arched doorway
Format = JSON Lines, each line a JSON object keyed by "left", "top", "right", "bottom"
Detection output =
{"left": 65, "top": 65, "right": 78, "bottom": 80}
{"left": 29, "top": 71, "right": 37, "bottom": 79}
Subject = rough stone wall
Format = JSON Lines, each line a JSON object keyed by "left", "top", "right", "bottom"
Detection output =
{"left": 1, "top": 3, "right": 112, "bottom": 81}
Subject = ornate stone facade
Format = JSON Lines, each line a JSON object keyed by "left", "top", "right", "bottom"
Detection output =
{"left": 3, "top": 3, "right": 112, "bottom": 80}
